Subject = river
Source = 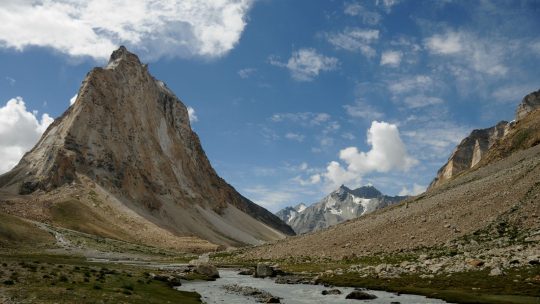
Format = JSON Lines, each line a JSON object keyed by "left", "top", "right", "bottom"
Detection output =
{"left": 176, "top": 269, "right": 449, "bottom": 303}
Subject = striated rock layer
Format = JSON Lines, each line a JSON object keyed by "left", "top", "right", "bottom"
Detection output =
{"left": 0, "top": 47, "right": 294, "bottom": 248}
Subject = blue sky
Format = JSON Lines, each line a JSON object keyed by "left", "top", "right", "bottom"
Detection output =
{"left": 1, "top": 0, "right": 539, "bottom": 212}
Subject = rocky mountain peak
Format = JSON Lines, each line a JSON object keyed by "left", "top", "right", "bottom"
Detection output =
{"left": 0, "top": 47, "right": 294, "bottom": 247}
{"left": 107, "top": 45, "right": 142, "bottom": 68}
{"left": 350, "top": 185, "right": 382, "bottom": 199}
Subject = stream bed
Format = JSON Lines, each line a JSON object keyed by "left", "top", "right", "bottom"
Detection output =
{"left": 176, "top": 269, "right": 449, "bottom": 303}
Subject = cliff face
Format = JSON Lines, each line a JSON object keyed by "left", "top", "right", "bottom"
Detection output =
{"left": 0, "top": 46, "right": 294, "bottom": 247}
{"left": 516, "top": 89, "right": 540, "bottom": 121}
{"left": 429, "top": 88, "right": 540, "bottom": 190}
{"left": 428, "top": 121, "right": 509, "bottom": 189}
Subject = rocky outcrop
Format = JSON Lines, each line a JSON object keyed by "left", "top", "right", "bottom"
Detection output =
{"left": 276, "top": 185, "right": 406, "bottom": 234}
{"left": 0, "top": 46, "right": 294, "bottom": 247}
{"left": 428, "top": 121, "right": 509, "bottom": 189}
{"left": 429, "top": 88, "right": 540, "bottom": 190}
{"left": 516, "top": 89, "right": 540, "bottom": 121}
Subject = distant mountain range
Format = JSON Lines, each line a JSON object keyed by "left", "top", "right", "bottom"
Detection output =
{"left": 276, "top": 185, "right": 407, "bottom": 234}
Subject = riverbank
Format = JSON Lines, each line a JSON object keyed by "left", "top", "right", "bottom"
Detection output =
{"left": 0, "top": 252, "right": 202, "bottom": 304}
{"left": 210, "top": 245, "right": 540, "bottom": 304}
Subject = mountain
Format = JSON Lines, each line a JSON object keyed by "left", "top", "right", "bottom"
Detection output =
{"left": 429, "top": 89, "right": 540, "bottom": 190}
{"left": 276, "top": 185, "right": 407, "bottom": 234}
{"left": 243, "top": 88, "right": 540, "bottom": 260}
{"left": 0, "top": 46, "right": 294, "bottom": 250}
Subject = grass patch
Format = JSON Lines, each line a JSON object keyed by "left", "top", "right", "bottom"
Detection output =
{"left": 0, "top": 253, "right": 202, "bottom": 304}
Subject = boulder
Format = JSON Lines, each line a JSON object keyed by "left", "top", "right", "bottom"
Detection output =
{"left": 322, "top": 289, "right": 342, "bottom": 295}
{"left": 255, "top": 263, "right": 275, "bottom": 278}
{"left": 195, "top": 263, "right": 220, "bottom": 279}
{"left": 346, "top": 290, "right": 378, "bottom": 300}
{"left": 265, "top": 297, "right": 280, "bottom": 303}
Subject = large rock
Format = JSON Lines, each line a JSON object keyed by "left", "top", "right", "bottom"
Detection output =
{"left": 194, "top": 263, "right": 219, "bottom": 279}
{"left": 345, "top": 290, "right": 377, "bottom": 300}
{"left": 255, "top": 263, "right": 275, "bottom": 278}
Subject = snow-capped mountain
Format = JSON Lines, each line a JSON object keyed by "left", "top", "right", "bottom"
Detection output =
{"left": 276, "top": 185, "right": 407, "bottom": 234}
{"left": 275, "top": 203, "right": 307, "bottom": 224}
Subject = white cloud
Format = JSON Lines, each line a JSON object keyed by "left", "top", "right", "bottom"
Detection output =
{"left": 0, "top": 0, "right": 253, "bottom": 60}
{"left": 403, "top": 95, "right": 444, "bottom": 108}
{"left": 343, "top": 2, "right": 381, "bottom": 25}
{"left": 243, "top": 185, "right": 296, "bottom": 211}
{"left": 0, "top": 97, "right": 53, "bottom": 173}
{"left": 398, "top": 183, "right": 426, "bottom": 196}
{"left": 425, "top": 32, "right": 462, "bottom": 55}
{"left": 187, "top": 106, "right": 198, "bottom": 123}
{"left": 326, "top": 28, "right": 379, "bottom": 58}
{"left": 270, "top": 112, "right": 331, "bottom": 126}
{"left": 4, "top": 76, "right": 16, "bottom": 86}
{"left": 388, "top": 75, "right": 433, "bottom": 95}
{"left": 69, "top": 94, "right": 78, "bottom": 105}
{"left": 425, "top": 30, "right": 509, "bottom": 76}
{"left": 238, "top": 68, "right": 256, "bottom": 79}
{"left": 491, "top": 84, "right": 539, "bottom": 104}
{"left": 344, "top": 99, "right": 384, "bottom": 120}
{"left": 285, "top": 132, "right": 305, "bottom": 142}
{"left": 380, "top": 50, "right": 402, "bottom": 67}
{"left": 270, "top": 49, "right": 339, "bottom": 81}
{"left": 322, "top": 121, "right": 417, "bottom": 190}
{"left": 376, "top": 0, "right": 401, "bottom": 12}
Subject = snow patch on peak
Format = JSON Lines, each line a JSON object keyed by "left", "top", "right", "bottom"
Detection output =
{"left": 295, "top": 203, "right": 307, "bottom": 213}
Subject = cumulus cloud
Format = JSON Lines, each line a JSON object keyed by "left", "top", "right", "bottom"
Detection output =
{"left": 326, "top": 28, "right": 379, "bottom": 58}
{"left": 187, "top": 106, "right": 198, "bottom": 123}
{"left": 321, "top": 121, "right": 418, "bottom": 190}
{"left": 0, "top": 97, "right": 53, "bottom": 173}
{"left": 380, "top": 50, "right": 402, "bottom": 67}
{"left": 398, "top": 183, "right": 426, "bottom": 196}
{"left": 269, "top": 49, "right": 339, "bottom": 81}
{"left": 0, "top": 0, "right": 253, "bottom": 60}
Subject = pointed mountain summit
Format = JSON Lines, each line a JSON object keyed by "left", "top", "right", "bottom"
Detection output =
{"left": 0, "top": 46, "right": 294, "bottom": 249}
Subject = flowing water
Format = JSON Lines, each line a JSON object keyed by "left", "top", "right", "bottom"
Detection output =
{"left": 177, "top": 269, "right": 449, "bottom": 304}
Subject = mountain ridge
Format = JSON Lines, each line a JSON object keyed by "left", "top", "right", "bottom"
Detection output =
{"left": 276, "top": 185, "right": 407, "bottom": 234}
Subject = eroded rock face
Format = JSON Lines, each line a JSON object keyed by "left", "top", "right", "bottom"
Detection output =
{"left": 516, "top": 89, "right": 540, "bottom": 121}
{"left": 0, "top": 46, "right": 294, "bottom": 246}
{"left": 428, "top": 121, "right": 509, "bottom": 190}
{"left": 429, "top": 88, "right": 540, "bottom": 190}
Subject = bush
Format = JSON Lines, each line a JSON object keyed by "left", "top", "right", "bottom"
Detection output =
{"left": 3, "top": 280, "right": 14, "bottom": 285}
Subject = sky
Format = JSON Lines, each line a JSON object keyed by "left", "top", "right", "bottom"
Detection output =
{"left": 1, "top": 0, "right": 540, "bottom": 212}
